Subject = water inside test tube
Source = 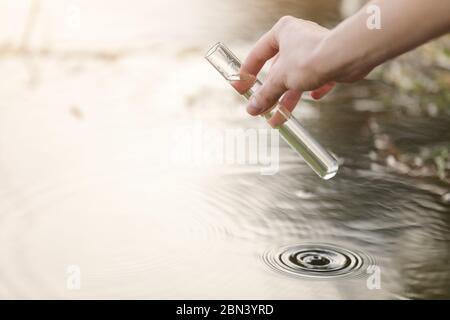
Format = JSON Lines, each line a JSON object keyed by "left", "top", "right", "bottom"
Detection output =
{"left": 205, "top": 42, "right": 338, "bottom": 179}
{"left": 228, "top": 74, "right": 338, "bottom": 180}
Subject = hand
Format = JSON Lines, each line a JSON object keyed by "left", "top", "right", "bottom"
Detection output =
{"left": 235, "top": 0, "right": 450, "bottom": 126}
{"left": 238, "top": 16, "right": 368, "bottom": 125}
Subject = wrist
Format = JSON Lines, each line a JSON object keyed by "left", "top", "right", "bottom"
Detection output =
{"left": 312, "top": 31, "right": 347, "bottom": 83}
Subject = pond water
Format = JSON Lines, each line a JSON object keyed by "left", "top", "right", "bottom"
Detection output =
{"left": 0, "top": 0, "right": 449, "bottom": 299}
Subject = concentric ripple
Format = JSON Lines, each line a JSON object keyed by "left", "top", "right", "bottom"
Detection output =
{"left": 263, "top": 243, "right": 371, "bottom": 279}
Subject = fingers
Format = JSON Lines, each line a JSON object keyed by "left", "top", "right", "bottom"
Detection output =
{"left": 230, "top": 72, "right": 256, "bottom": 94}
{"left": 279, "top": 89, "right": 302, "bottom": 110}
{"left": 241, "top": 30, "right": 278, "bottom": 77}
{"left": 267, "top": 90, "right": 302, "bottom": 127}
{"left": 230, "top": 54, "right": 278, "bottom": 94}
{"left": 311, "top": 82, "right": 335, "bottom": 99}
{"left": 241, "top": 26, "right": 284, "bottom": 115}
{"left": 247, "top": 68, "right": 286, "bottom": 116}
{"left": 232, "top": 31, "right": 278, "bottom": 95}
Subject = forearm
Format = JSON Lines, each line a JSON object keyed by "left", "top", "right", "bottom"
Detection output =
{"left": 317, "top": 0, "right": 450, "bottom": 81}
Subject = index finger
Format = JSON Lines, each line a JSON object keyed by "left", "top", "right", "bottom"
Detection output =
{"left": 231, "top": 31, "right": 279, "bottom": 95}
{"left": 242, "top": 30, "right": 279, "bottom": 76}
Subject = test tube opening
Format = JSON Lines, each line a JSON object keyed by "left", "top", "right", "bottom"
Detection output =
{"left": 205, "top": 42, "right": 223, "bottom": 59}
{"left": 205, "top": 42, "right": 243, "bottom": 82}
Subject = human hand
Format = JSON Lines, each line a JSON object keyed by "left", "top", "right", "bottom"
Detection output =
{"left": 234, "top": 0, "right": 450, "bottom": 126}
{"left": 236, "top": 16, "right": 369, "bottom": 126}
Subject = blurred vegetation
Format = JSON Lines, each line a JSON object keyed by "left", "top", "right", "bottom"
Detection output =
{"left": 372, "top": 35, "right": 450, "bottom": 183}
{"left": 374, "top": 35, "right": 450, "bottom": 116}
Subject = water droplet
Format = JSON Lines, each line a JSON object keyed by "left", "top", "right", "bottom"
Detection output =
{"left": 263, "top": 243, "right": 371, "bottom": 279}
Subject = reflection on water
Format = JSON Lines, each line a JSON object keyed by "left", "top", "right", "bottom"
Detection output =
{"left": 0, "top": 0, "right": 449, "bottom": 299}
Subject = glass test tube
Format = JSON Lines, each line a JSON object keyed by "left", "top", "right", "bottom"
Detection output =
{"left": 205, "top": 42, "right": 338, "bottom": 179}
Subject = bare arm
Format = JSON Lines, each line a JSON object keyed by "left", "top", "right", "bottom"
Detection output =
{"left": 242, "top": 0, "right": 450, "bottom": 125}
{"left": 320, "top": 0, "right": 450, "bottom": 82}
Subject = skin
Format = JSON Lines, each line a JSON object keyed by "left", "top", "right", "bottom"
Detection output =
{"left": 238, "top": 0, "right": 450, "bottom": 126}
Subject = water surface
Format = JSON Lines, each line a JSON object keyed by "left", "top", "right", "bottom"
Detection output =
{"left": 0, "top": 0, "right": 449, "bottom": 299}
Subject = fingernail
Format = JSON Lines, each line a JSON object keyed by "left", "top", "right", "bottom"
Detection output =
{"left": 247, "top": 96, "right": 262, "bottom": 115}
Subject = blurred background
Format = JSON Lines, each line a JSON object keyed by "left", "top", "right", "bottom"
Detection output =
{"left": 0, "top": 0, "right": 449, "bottom": 299}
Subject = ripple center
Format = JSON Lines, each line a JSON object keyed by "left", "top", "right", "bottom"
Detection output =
{"left": 264, "top": 243, "right": 369, "bottom": 278}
